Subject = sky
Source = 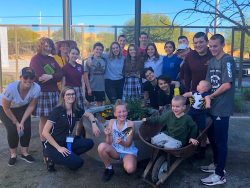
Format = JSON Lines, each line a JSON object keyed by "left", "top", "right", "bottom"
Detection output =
{"left": 0, "top": 0, "right": 209, "bottom": 26}
{"left": 0, "top": 0, "right": 248, "bottom": 27}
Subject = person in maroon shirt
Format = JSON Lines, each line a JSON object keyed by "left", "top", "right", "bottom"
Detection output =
{"left": 30, "top": 37, "right": 63, "bottom": 150}
{"left": 138, "top": 32, "right": 149, "bottom": 55}
{"left": 182, "top": 32, "right": 213, "bottom": 91}
{"left": 117, "top": 34, "right": 127, "bottom": 57}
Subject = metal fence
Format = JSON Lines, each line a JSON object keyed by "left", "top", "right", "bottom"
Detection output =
{"left": 0, "top": 24, "right": 249, "bottom": 91}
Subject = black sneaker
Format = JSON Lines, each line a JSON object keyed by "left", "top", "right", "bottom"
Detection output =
{"left": 102, "top": 168, "right": 114, "bottom": 182}
{"left": 20, "top": 154, "right": 35, "bottom": 163}
{"left": 8, "top": 157, "right": 17, "bottom": 166}
{"left": 46, "top": 158, "right": 56, "bottom": 172}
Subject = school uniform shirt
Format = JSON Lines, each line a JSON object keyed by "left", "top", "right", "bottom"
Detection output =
{"left": 62, "top": 62, "right": 84, "bottom": 87}
{"left": 144, "top": 56, "right": 163, "bottom": 78}
{"left": 162, "top": 54, "right": 182, "bottom": 80}
{"left": 45, "top": 106, "right": 84, "bottom": 147}
{"left": 158, "top": 84, "right": 175, "bottom": 107}
{"left": 143, "top": 81, "right": 159, "bottom": 109}
{"left": 0, "top": 81, "right": 41, "bottom": 108}
{"left": 206, "top": 54, "right": 235, "bottom": 117}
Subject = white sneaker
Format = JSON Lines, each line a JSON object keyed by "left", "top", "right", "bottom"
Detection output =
{"left": 201, "top": 173, "right": 226, "bottom": 186}
{"left": 200, "top": 163, "right": 216, "bottom": 173}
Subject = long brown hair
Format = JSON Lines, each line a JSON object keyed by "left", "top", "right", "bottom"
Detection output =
{"left": 59, "top": 86, "right": 79, "bottom": 111}
{"left": 37, "top": 37, "right": 56, "bottom": 55}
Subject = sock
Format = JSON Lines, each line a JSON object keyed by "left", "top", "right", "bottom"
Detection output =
{"left": 106, "top": 165, "right": 112, "bottom": 170}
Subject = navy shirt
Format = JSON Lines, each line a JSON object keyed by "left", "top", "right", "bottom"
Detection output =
{"left": 143, "top": 81, "right": 159, "bottom": 109}
{"left": 162, "top": 54, "right": 182, "bottom": 80}
{"left": 46, "top": 106, "right": 84, "bottom": 146}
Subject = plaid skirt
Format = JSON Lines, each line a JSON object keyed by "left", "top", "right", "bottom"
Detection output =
{"left": 34, "top": 91, "right": 59, "bottom": 117}
{"left": 73, "top": 86, "right": 85, "bottom": 110}
{"left": 123, "top": 77, "right": 142, "bottom": 100}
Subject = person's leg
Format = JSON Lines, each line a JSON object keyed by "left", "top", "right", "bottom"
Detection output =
{"left": 72, "top": 137, "right": 94, "bottom": 155}
{"left": 105, "top": 79, "right": 117, "bottom": 104}
{"left": 207, "top": 116, "right": 218, "bottom": 164}
{"left": 0, "top": 107, "right": 18, "bottom": 159}
{"left": 123, "top": 154, "right": 137, "bottom": 174}
{"left": 116, "top": 78, "right": 125, "bottom": 100}
{"left": 95, "top": 91, "right": 105, "bottom": 106}
{"left": 97, "top": 142, "right": 119, "bottom": 167}
{"left": 45, "top": 145, "right": 84, "bottom": 171}
{"left": 39, "top": 116, "right": 47, "bottom": 142}
{"left": 214, "top": 116, "right": 229, "bottom": 177}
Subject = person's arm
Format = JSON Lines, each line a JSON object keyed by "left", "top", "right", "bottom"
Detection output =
{"left": 19, "top": 98, "right": 38, "bottom": 125}
{"left": 61, "top": 76, "right": 66, "bottom": 89}
{"left": 83, "top": 112, "right": 100, "bottom": 137}
{"left": 81, "top": 75, "right": 86, "bottom": 102}
{"left": 115, "top": 121, "right": 134, "bottom": 147}
{"left": 171, "top": 81, "right": 180, "bottom": 88}
{"left": 104, "top": 119, "right": 113, "bottom": 144}
{"left": 2, "top": 98, "right": 19, "bottom": 125}
{"left": 51, "top": 61, "right": 63, "bottom": 82}
{"left": 183, "top": 59, "right": 192, "bottom": 91}
{"left": 205, "top": 95, "right": 211, "bottom": 108}
{"left": 42, "top": 120, "right": 70, "bottom": 157}
{"left": 183, "top": 92, "right": 192, "bottom": 98}
{"left": 210, "top": 83, "right": 231, "bottom": 99}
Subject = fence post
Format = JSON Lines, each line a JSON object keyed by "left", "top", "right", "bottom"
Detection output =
{"left": 231, "top": 28, "right": 235, "bottom": 56}
{"left": 238, "top": 29, "right": 245, "bottom": 89}
{"left": 14, "top": 26, "right": 19, "bottom": 80}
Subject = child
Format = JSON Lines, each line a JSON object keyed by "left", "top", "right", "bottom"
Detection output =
{"left": 84, "top": 42, "right": 106, "bottom": 106}
{"left": 98, "top": 99, "right": 138, "bottom": 182}
{"left": 183, "top": 80, "right": 211, "bottom": 159}
{"left": 144, "top": 95, "right": 199, "bottom": 147}
{"left": 157, "top": 75, "right": 182, "bottom": 113}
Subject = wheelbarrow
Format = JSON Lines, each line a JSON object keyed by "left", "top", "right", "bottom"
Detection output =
{"left": 138, "top": 118, "right": 212, "bottom": 187}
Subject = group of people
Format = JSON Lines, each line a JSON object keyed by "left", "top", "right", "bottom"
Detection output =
{"left": 0, "top": 30, "right": 235, "bottom": 186}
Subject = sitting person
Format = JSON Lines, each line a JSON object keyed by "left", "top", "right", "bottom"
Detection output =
{"left": 157, "top": 75, "right": 182, "bottom": 112}
{"left": 183, "top": 80, "right": 211, "bottom": 158}
{"left": 42, "top": 87, "right": 100, "bottom": 172}
{"left": 98, "top": 99, "right": 138, "bottom": 182}
{"left": 143, "top": 95, "right": 199, "bottom": 147}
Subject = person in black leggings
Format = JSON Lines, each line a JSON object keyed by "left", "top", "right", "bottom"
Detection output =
{"left": 0, "top": 67, "right": 40, "bottom": 166}
{"left": 42, "top": 86, "right": 100, "bottom": 172}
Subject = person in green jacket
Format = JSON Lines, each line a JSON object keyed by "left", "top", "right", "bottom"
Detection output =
{"left": 143, "top": 95, "right": 199, "bottom": 146}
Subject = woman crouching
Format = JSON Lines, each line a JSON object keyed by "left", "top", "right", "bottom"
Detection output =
{"left": 42, "top": 86, "right": 100, "bottom": 172}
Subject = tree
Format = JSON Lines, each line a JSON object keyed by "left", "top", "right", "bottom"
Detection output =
{"left": 121, "top": 14, "right": 180, "bottom": 43}
{"left": 51, "top": 28, "right": 82, "bottom": 45}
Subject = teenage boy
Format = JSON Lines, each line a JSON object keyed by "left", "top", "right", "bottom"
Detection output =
{"left": 84, "top": 42, "right": 106, "bottom": 106}
{"left": 138, "top": 32, "right": 149, "bottom": 54}
{"left": 182, "top": 32, "right": 213, "bottom": 91}
{"left": 117, "top": 34, "right": 127, "bottom": 57}
{"left": 200, "top": 34, "right": 235, "bottom": 186}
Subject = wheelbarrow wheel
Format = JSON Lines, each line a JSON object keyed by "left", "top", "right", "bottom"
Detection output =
{"left": 151, "top": 155, "right": 169, "bottom": 183}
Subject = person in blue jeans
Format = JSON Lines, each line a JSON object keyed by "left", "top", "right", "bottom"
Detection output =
{"left": 200, "top": 34, "right": 235, "bottom": 186}
{"left": 42, "top": 87, "right": 100, "bottom": 172}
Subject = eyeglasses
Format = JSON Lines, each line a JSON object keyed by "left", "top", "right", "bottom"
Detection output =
{"left": 23, "top": 75, "right": 35, "bottom": 80}
{"left": 65, "top": 93, "right": 76, "bottom": 97}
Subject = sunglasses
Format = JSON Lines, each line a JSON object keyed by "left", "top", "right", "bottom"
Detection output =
{"left": 65, "top": 93, "right": 76, "bottom": 97}
{"left": 23, "top": 75, "right": 35, "bottom": 80}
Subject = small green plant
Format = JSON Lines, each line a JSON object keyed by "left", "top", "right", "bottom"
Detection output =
{"left": 242, "top": 89, "right": 250, "bottom": 101}
{"left": 234, "top": 95, "right": 248, "bottom": 113}
{"left": 126, "top": 99, "right": 149, "bottom": 121}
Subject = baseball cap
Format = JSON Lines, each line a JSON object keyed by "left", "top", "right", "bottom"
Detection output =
{"left": 177, "top": 44, "right": 188, "bottom": 51}
{"left": 20, "top": 67, "right": 35, "bottom": 78}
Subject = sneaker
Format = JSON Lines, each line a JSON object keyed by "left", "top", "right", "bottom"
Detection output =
{"left": 8, "top": 157, "right": 17, "bottom": 166}
{"left": 200, "top": 163, "right": 216, "bottom": 173}
{"left": 20, "top": 154, "right": 35, "bottom": 163}
{"left": 102, "top": 168, "right": 114, "bottom": 182}
{"left": 201, "top": 173, "right": 226, "bottom": 186}
{"left": 46, "top": 158, "right": 56, "bottom": 172}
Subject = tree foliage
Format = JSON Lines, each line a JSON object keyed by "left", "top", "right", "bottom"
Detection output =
{"left": 121, "top": 14, "right": 180, "bottom": 43}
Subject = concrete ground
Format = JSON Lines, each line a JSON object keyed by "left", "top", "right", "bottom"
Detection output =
{"left": 0, "top": 117, "right": 249, "bottom": 188}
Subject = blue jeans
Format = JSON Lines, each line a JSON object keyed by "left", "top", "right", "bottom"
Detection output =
{"left": 207, "top": 116, "right": 230, "bottom": 177}
{"left": 44, "top": 137, "right": 94, "bottom": 170}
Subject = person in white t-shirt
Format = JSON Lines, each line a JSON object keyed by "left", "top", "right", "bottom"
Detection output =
{"left": 0, "top": 67, "right": 41, "bottom": 166}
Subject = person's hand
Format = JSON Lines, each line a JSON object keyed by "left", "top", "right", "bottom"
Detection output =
{"left": 205, "top": 103, "right": 211, "bottom": 109}
{"left": 142, "top": 118, "right": 147, "bottom": 122}
{"left": 39, "top": 74, "right": 53, "bottom": 83}
{"left": 189, "top": 138, "right": 199, "bottom": 146}
{"left": 86, "top": 57, "right": 93, "bottom": 67}
{"left": 115, "top": 137, "right": 123, "bottom": 145}
{"left": 92, "top": 123, "right": 101, "bottom": 137}
{"left": 104, "top": 127, "right": 112, "bottom": 136}
{"left": 16, "top": 122, "right": 24, "bottom": 134}
{"left": 57, "top": 146, "right": 71, "bottom": 157}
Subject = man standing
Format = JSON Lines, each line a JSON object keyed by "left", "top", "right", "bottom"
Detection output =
{"left": 201, "top": 34, "right": 235, "bottom": 186}
{"left": 182, "top": 32, "right": 213, "bottom": 91}
{"left": 117, "top": 34, "right": 127, "bottom": 57}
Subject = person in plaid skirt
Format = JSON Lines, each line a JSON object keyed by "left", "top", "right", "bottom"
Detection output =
{"left": 30, "top": 37, "right": 63, "bottom": 151}
{"left": 122, "top": 44, "right": 144, "bottom": 101}
{"left": 62, "top": 46, "right": 86, "bottom": 110}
